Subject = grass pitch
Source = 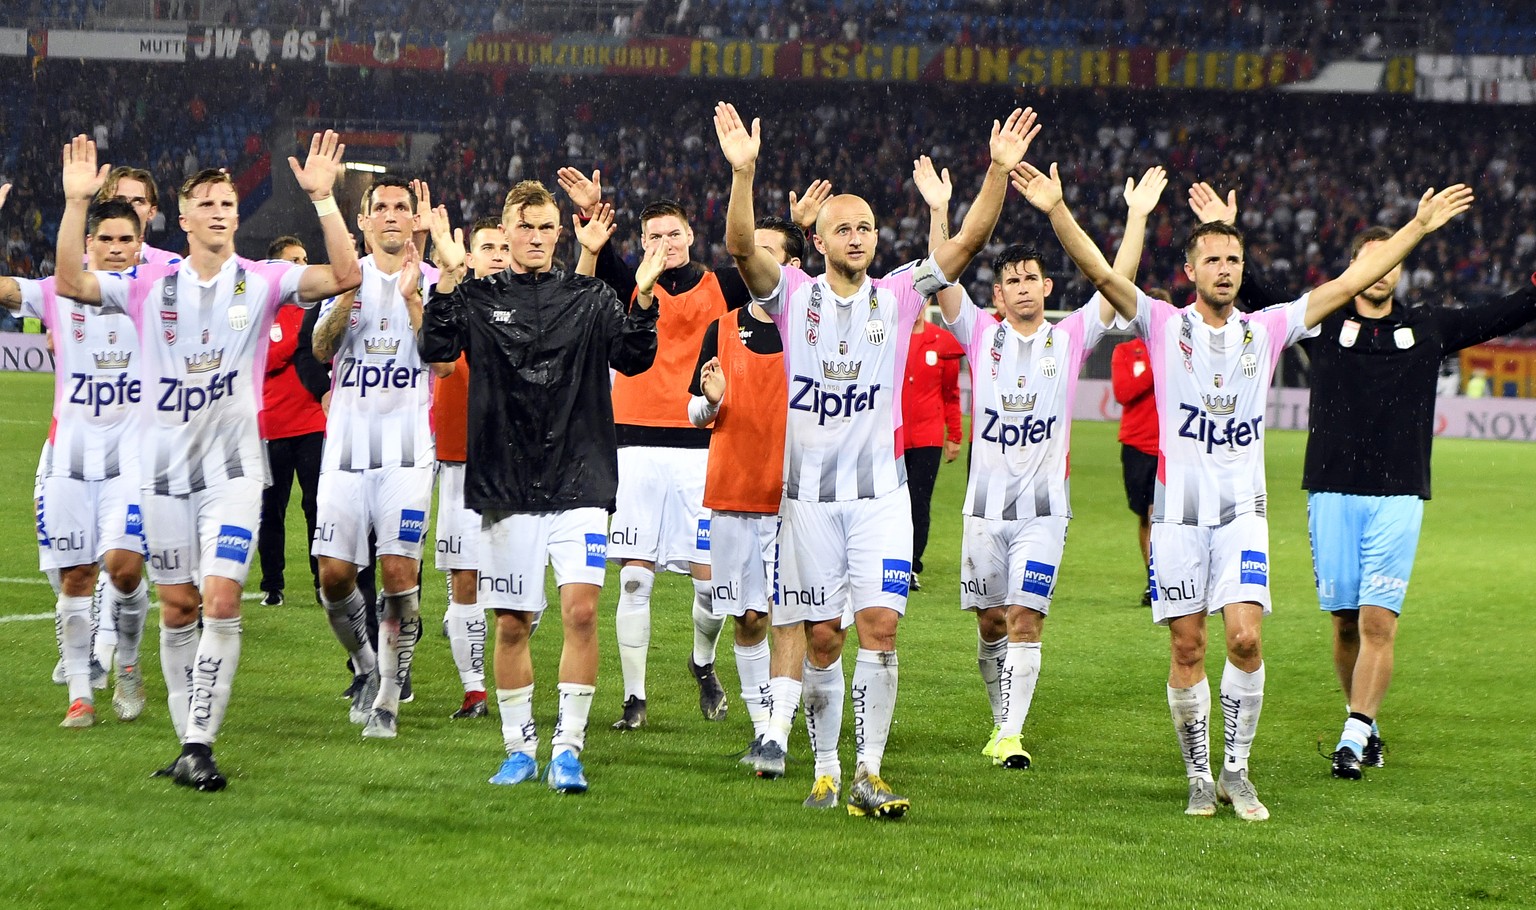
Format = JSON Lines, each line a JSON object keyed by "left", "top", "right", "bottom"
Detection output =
{"left": 0, "top": 369, "right": 1532, "bottom": 909}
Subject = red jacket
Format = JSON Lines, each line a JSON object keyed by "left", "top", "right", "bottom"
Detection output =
{"left": 902, "top": 320, "right": 963, "bottom": 450}
{"left": 1111, "top": 337, "right": 1158, "bottom": 455}
{"left": 260, "top": 303, "right": 327, "bottom": 440}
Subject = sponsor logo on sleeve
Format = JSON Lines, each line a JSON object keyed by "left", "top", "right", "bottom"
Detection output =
{"left": 585, "top": 532, "right": 607, "bottom": 568}
{"left": 1239, "top": 550, "right": 1268, "bottom": 586}
{"left": 214, "top": 525, "right": 254, "bottom": 563}
{"left": 880, "top": 559, "right": 912, "bottom": 597}
{"left": 397, "top": 509, "right": 427, "bottom": 544}
{"left": 1021, "top": 560, "right": 1057, "bottom": 597}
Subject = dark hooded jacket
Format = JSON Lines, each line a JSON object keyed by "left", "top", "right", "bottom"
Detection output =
{"left": 418, "top": 267, "right": 657, "bottom": 513}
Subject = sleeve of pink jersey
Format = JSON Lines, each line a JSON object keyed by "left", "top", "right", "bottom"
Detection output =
{"left": 1251, "top": 294, "right": 1317, "bottom": 372}
{"left": 96, "top": 263, "right": 174, "bottom": 322}
{"left": 761, "top": 264, "right": 808, "bottom": 335}
{"left": 17, "top": 278, "right": 49, "bottom": 325}
{"left": 251, "top": 259, "right": 303, "bottom": 324}
{"left": 1131, "top": 288, "right": 1171, "bottom": 360}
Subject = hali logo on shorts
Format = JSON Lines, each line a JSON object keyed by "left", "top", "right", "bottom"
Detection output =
{"left": 881, "top": 559, "right": 912, "bottom": 597}
{"left": 696, "top": 518, "right": 711, "bottom": 552}
{"left": 1021, "top": 560, "right": 1056, "bottom": 597}
{"left": 215, "top": 525, "right": 254, "bottom": 563}
{"left": 585, "top": 533, "right": 607, "bottom": 568}
{"left": 398, "top": 509, "right": 427, "bottom": 543}
{"left": 1239, "top": 550, "right": 1268, "bottom": 586}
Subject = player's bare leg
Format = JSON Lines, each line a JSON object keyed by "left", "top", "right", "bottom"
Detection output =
{"left": 1331, "top": 605, "right": 1395, "bottom": 778}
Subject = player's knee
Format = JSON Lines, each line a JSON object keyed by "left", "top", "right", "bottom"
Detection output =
{"left": 563, "top": 600, "right": 598, "bottom": 633}
{"left": 495, "top": 612, "right": 531, "bottom": 647}
{"left": 736, "top": 611, "right": 769, "bottom": 643}
{"left": 977, "top": 608, "right": 1008, "bottom": 642}
{"left": 1359, "top": 611, "right": 1398, "bottom": 646}
{"left": 59, "top": 564, "right": 97, "bottom": 597}
{"left": 1227, "top": 627, "right": 1262, "bottom": 662}
{"left": 1169, "top": 631, "right": 1206, "bottom": 669}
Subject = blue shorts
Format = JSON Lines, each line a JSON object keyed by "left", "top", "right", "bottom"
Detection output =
{"left": 1307, "top": 492, "right": 1423, "bottom": 615}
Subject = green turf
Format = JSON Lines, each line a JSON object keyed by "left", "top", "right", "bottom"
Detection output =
{"left": 0, "top": 368, "right": 1532, "bottom": 909}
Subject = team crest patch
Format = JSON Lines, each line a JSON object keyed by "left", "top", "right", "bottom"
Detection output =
{"left": 228, "top": 304, "right": 249, "bottom": 331}
{"left": 1039, "top": 356, "right": 1057, "bottom": 378}
{"left": 1213, "top": 374, "right": 1223, "bottom": 388}
{"left": 864, "top": 319, "right": 886, "bottom": 346}
{"left": 201, "top": 329, "right": 211, "bottom": 344}
{"left": 72, "top": 311, "right": 85, "bottom": 343}
{"left": 270, "top": 323, "right": 284, "bottom": 343}
{"left": 807, "top": 325, "right": 819, "bottom": 345}
{"left": 839, "top": 341, "right": 848, "bottom": 355}
{"left": 108, "top": 331, "right": 117, "bottom": 345}
{"left": 881, "top": 559, "right": 911, "bottom": 597}
{"left": 214, "top": 525, "right": 254, "bottom": 563}
{"left": 1240, "top": 353, "right": 1258, "bottom": 378}
{"left": 585, "top": 533, "right": 607, "bottom": 568}
{"left": 398, "top": 509, "right": 427, "bottom": 543}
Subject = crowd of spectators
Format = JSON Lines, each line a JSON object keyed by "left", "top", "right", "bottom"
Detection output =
{"left": 3, "top": 65, "right": 1533, "bottom": 332}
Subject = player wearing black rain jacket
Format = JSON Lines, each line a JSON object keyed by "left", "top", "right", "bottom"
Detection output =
{"left": 418, "top": 267, "right": 658, "bottom": 514}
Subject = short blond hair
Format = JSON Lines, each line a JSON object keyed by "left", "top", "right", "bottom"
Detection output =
{"left": 178, "top": 168, "right": 238, "bottom": 205}
{"left": 502, "top": 180, "right": 557, "bottom": 224}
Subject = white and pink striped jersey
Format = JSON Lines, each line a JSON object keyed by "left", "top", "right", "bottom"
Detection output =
{"left": 97, "top": 256, "right": 308, "bottom": 495}
{"left": 946, "top": 292, "right": 1113, "bottom": 520}
{"left": 319, "top": 255, "right": 438, "bottom": 472}
{"left": 18, "top": 277, "right": 140, "bottom": 481}
{"left": 758, "top": 257, "right": 952, "bottom": 502}
{"left": 1131, "top": 289, "right": 1316, "bottom": 526}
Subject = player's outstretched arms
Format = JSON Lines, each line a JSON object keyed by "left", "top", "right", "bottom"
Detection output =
{"left": 574, "top": 203, "right": 616, "bottom": 277}
{"left": 1305, "top": 184, "right": 1474, "bottom": 327}
{"left": 1014, "top": 160, "right": 1138, "bottom": 322}
{"left": 1115, "top": 166, "right": 1167, "bottom": 282}
{"left": 934, "top": 108, "right": 1040, "bottom": 283}
{"left": 715, "top": 102, "right": 781, "bottom": 300}
{"left": 913, "top": 155, "right": 966, "bottom": 323}
{"left": 0, "top": 277, "right": 21, "bottom": 311}
{"left": 292, "top": 129, "right": 363, "bottom": 302}
{"left": 56, "top": 135, "right": 109, "bottom": 304}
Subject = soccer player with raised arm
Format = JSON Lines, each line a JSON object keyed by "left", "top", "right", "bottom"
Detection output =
{"left": 310, "top": 175, "right": 440, "bottom": 740}
{"left": 54, "top": 132, "right": 362, "bottom": 791}
{"left": 685, "top": 216, "right": 809, "bottom": 778}
{"left": 932, "top": 159, "right": 1168, "bottom": 770}
{"left": 717, "top": 101, "right": 1039, "bottom": 817}
{"left": 430, "top": 216, "right": 511, "bottom": 721}
{"left": 418, "top": 181, "right": 660, "bottom": 794}
{"left": 2, "top": 200, "right": 153, "bottom": 727}
{"left": 1012, "top": 158, "right": 1472, "bottom": 820}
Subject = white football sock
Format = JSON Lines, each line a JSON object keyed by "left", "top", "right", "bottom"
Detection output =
{"left": 375, "top": 587, "right": 421, "bottom": 713}
{"left": 733, "top": 639, "right": 772, "bottom": 738}
{"left": 91, "top": 570, "right": 116, "bottom": 671}
{"left": 321, "top": 587, "right": 376, "bottom": 675}
{"left": 552, "top": 682, "right": 595, "bottom": 757}
{"left": 1168, "top": 678, "right": 1213, "bottom": 782}
{"left": 615, "top": 566, "right": 654, "bottom": 700}
{"left": 497, "top": 685, "right": 536, "bottom": 757}
{"left": 998, "top": 641, "right": 1042, "bottom": 737}
{"left": 977, "top": 634, "right": 1007, "bottom": 725}
{"left": 446, "top": 598, "right": 487, "bottom": 693}
{"left": 160, "top": 621, "right": 199, "bottom": 741}
{"left": 184, "top": 616, "right": 241, "bottom": 746}
{"left": 766, "top": 675, "right": 801, "bottom": 751}
{"left": 1219, "top": 660, "right": 1265, "bottom": 773}
{"left": 58, "top": 594, "right": 94, "bottom": 703}
{"left": 691, "top": 580, "right": 723, "bottom": 666}
{"left": 852, "top": 649, "right": 899, "bottom": 777}
{"left": 111, "top": 579, "right": 150, "bottom": 668}
{"left": 802, "top": 659, "right": 844, "bottom": 779}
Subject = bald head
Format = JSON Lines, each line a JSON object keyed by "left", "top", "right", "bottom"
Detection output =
{"left": 815, "top": 194, "right": 876, "bottom": 237}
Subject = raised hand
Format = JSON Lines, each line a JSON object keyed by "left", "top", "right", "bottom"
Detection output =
{"left": 288, "top": 129, "right": 346, "bottom": 200}
{"left": 988, "top": 107, "right": 1041, "bottom": 172}
{"left": 557, "top": 167, "right": 603, "bottom": 219}
{"left": 431, "top": 207, "right": 466, "bottom": 274}
{"left": 1123, "top": 166, "right": 1169, "bottom": 216}
{"left": 573, "top": 202, "right": 616, "bottom": 253}
{"left": 1010, "top": 161, "right": 1063, "bottom": 214}
{"left": 410, "top": 179, "right": 436, "bottom": 234}
{"left": 912, "top": 156, "right": 953, "bottom": 211}
{"left": 635, "top": 235, "right": 669, "bottom": 295}
{"left": 1187, "top": 182, "right": 1238, "bottom": 225}
{"left": 62, "top": 135, "right": 109, "bottom": 203}
{"left": 699, "top": 356, "right": 725, "bottom": 404}
{"left": 0, "top": 183, "right": 10, "bottom": 210}
{"left": 399, "top": 240, "right": 423, "bottom": 302}
{"left": 1413, "top": 184, "right": 1475, "bottom": 233}
{"left": 713, "top": 102, "right": 760, "bottom": 171}
{"left": 789, "top": 179, "right": 832, "bottom": 230}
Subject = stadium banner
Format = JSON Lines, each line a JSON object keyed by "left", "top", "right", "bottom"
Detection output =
{"left": 1460, "top": 341, "right": 1536, "bottom": 397}
{"left": 440, "top": 32, "right": 1313, "bottom": 89}
{"left": 1415, "top": 54, "right": 1536, "bottom": 104}
{"left": 0, "top": 27, "right": 28, "bottom": 57}
{"left": 187, "top": 26, "right": 327, "bottom": 64}
{"left": 326, "top": 29, "right": 446, "bottom": 69}
{"left": 0, "top": 333, "right": 55, "bottom": 373}
{"left": 45, "top": 30, "right": 187, "bottom": 62}
{"left": 1071, "top": 379, "right": 1536, "bottom": 442}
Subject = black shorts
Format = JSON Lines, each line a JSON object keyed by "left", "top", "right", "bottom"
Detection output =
{"left": 1121, "top": 444, "right": 1156, "bottom": 515}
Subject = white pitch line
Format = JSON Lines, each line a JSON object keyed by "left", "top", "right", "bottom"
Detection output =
{"left": 0, "top": 612, "right": 54, "bottom": 623}
{"left": 0, "top": 576, "right": 50, "bottom": 585}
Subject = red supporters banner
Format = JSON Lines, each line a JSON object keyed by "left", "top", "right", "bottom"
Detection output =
{"left": 326, "top": 31, "right": 446, "bottom": 69}
{"left": 441, "top": 34, "right": 1314, "bottom": 90}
